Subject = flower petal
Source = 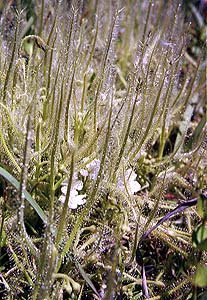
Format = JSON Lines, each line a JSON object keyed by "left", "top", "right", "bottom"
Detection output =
{"left": 69, "top": 194, "right": 87, "bottom": 209}
{"left": 128, "top": 180, "right": 141, "bottom": 194}
{"left": 80, "top": 169, "right": 89, "bottom": 177}
{"left": 74, "top": 180, "right": 83, "bottom": 191}
{"left": 87, "top": 159, "right": 100, "bottom": 180}
{"left": 61, "top": 185, "right": 67, "bottom": 195}
{"left": 59, "top": 195, "right": 66, "bottom": 203}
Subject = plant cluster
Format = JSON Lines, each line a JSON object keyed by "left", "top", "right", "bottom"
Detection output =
{"left": 0, "top": 0, "right": 206, "bottom": 299}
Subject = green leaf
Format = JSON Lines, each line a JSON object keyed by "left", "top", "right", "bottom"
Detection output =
{"left": 192, "top": 224, "right": 207, "bottom": 250}
{"left": 194, "top": 265, "right": 207, "bottom": 288}
{"left": 0, "top": 166, "right": 47, "bottom": 224}
{"left": 197, "top": 240, "right": 207, "bottom": 251}
{"left": 75, "top": 261, "right": 99, "bottom": 297}
{"left": 0, "top": 229, "right": 6, "bottom": 247}
{"left": 197, "top": 194, "right": 207, "bottom": 219}
{"left": 24, "top": 40, "right": 34, "bottom": 57}
{"left": 186, "top": 104, "right": 207, "bottom": 150}
{"left": 196, "top": 224, "right": 207, "bottom": 243}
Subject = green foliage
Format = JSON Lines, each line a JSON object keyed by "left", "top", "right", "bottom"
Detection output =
{"left": 194, "top": 265, "right": 207, "bottom": 288}
{"left": 0, "top": 166, "right": 47, "bottom": 223}
{"left": 0, "top": 0, "right": 206, "bottom": 299}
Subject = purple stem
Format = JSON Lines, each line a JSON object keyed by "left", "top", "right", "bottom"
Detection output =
{"left": 136, "top": 197, "right": 198, "bottom": 299}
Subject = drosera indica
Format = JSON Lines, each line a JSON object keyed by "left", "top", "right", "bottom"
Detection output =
{"left": 0, "top": 1, "right": 206, "bottom": 299}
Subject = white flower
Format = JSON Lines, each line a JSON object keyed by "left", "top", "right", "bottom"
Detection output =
{"left": 117, "top": 168, "right": 141, "bottom": 195}
{"left": 59, "top": 175, "right": 86, "bottom": 209}
{"left": 59, "top": 159, "right": 101, "bottom": 209}
{"left": 80, "top": 159, "right": 100, "bottom": 180}
{"left": 80, "top": 168, "right": 88, "bottom": 177}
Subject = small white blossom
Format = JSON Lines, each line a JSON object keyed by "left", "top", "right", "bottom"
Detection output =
{"left": 117, "top": 168, "right": 141, "bottom": 195}
{"left": 80, "top": 159, "right": 100, "bottom": 180}
{"left": 80, "top": 168, "right": 88, "bottom": 177}
{"left": 59, "top": 159, "right": 100, "bottom": 209}
{"left": 59, "top": 175, "right": 86, "bottom": 209}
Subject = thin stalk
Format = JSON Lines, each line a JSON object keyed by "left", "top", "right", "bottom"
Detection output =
{"left": 80, "top": 73, "right": 87, "bottom": 112}
{"left": 112, "top": 90, "right": 138, "bottom": 182}
{"left": 32, "top": 76, "right": 65, "bottom": 300}
{"left": 83, "top": 15, "right": 98, "bottom": 75}
{"left": 130, "top": 70, "right": 167, "bottom": 161}
{"left": 34, "top": 121, "right": 41, "bottom": 186}
{"left": 50, "top": 62, "right": 61, "bottom": 123}
{"left": 38, "top": 0, "right": 44, "bottom": 37}
{"left": 49, "top": 78, "right": 65, "bottom": 220}
{"left": 2, "top": 19, "right": 19, "bottom": 103}
{"left": 0, "top": 103, "right": 23, "bottom": 142}
{"left": 8, "top": 244, "right": 33, "bottom": 286}
{"left": 64, "top": 8, "right": 76, "bottom": 69}
{"left": 18, "top": 109, "right": 39, "bottom": 257}
{"left": 55, "top": 152, "right": 75, "bottom": 245}
{"left": 111, "top": 83, "right": 130, "bottom": 130}
{"left": 46, "top": 33, "right": 57, "bottom": 97}
{"left": 172, "top": 75, "right": 189, "bottom": 108}
{"left": 158, "top": 67, "right": 176, "bottom": 159}
{"left": 76, "top": 116, "right": 107, "bottom": 161}
{"left": 64, "top": 63, "right": 76, "bottom": 141}
{"left": 56, "top": 99, "right": 113, "bottom": 272}
{"left": 93, "top": 10, "right": 117, "bottom": 131}
{"left": 0, "top": 128, "right": 21, "bottom": 173}
{"left": 93, "top": 78, "right": 102, "bottom": 131}
{"left": 182, "top": 60, "right": 201, "bottom": 109}
{"left": 43, "top": 3, "right": 59, "bottom": 83}
{"left": 127, "top": 46, "right": 164, "bottom": 156}
{"left": 0, "top": 199, "right": 6, "bottom": 258}
{"left": 142, "top": 173, "right": 167, "bottom": 237}
{"left": 142, "top": 0, "right": 152, "bottom": 43}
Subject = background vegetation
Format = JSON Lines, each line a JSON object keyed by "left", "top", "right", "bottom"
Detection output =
{"left": 0, "top": 0, "right": 206, "bottom": 299}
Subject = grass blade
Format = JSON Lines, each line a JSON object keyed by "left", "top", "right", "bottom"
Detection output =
{"left": 0, "top": 166, "right": 47, "bottom": 223}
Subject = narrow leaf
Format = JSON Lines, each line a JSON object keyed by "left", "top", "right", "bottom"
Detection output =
{"left": 76, "top": 261, "right": 100, "bottom": 297}
{"left": 0, "top": 166, "right": 47, "bottom": 223}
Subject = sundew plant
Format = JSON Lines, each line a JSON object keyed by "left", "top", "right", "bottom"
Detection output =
{"left": 0, "top": 0, "right": 206, "bottom": 299}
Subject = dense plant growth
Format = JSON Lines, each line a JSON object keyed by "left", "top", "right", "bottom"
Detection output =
{"left": 0, "top": 0, "right": 206, "bottom": 299}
